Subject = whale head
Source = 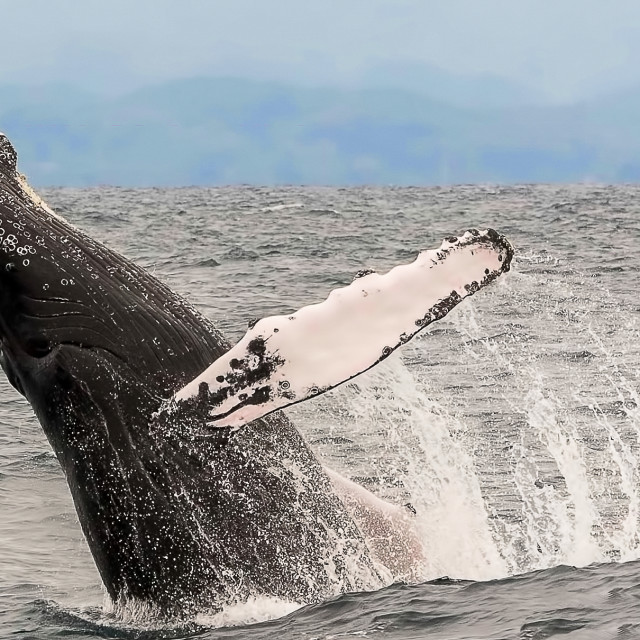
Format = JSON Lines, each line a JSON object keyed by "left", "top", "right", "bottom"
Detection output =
{"left": 0, "top": 132, "right": 238, "bottom": 613}
{"left": 0, "top": 133, "right": 225, "bottom": 395}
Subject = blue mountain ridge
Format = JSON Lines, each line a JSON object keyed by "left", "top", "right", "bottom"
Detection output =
{"left": 1, "top": 77, "right": 638, "bottom": 186}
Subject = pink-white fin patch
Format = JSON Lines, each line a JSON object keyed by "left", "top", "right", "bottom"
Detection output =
{"left": 167, "top": 228, "right": 513, "bottom": 428}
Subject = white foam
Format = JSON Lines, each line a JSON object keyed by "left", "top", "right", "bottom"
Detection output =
{"left": 197, "top": 596, "right": 302, "bottom": 629}
{"left": 261, "top": 202, "right": 304, "bottom": 212}
{"left": 99, "top": 592, "right": 301, "bottom": 630}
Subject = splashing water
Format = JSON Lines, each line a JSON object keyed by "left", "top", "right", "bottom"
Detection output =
{"left": 294, "top": 255, "right": 640, "bottom": 588}
{"left": 43, "top": 592, "right": 303, "bottom": 636}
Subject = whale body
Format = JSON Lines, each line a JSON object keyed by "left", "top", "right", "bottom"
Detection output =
{"left": 0, "top": 133, "right": 513, "bottom": 617}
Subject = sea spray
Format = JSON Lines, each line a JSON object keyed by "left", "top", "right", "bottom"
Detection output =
{"left": 297, "top": 353, "right": 507, "bottom": 583}
{"left": 295, "top": 258, "right": 640, "bottom": 588}
{"left": 457, "top": 263, "right": 640, "bottom": 571}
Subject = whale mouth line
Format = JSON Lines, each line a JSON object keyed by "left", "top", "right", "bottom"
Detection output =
{"left": 0, "top": 327, "right": 126, "bottom": 370}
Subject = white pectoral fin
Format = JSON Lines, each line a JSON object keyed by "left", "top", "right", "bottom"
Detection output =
{"left": 172, "top": 228, "right": 513, "bottom": 428}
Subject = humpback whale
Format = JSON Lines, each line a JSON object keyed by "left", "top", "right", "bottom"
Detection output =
{"left": 0, "top": 133, "right": 513, "bottom": 617}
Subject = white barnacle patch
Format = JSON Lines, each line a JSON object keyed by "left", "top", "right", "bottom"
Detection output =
{"left": 172, "top": 229, "right": 513, "bottom": 429}
{"left": 16, "top": 171, "right": 65, "bottom": 222}
{"left": 2, "top": 233, "right": 18, "bottom": 253}
{"left": 0, "top": 133, "right": 75, "bottom": 249}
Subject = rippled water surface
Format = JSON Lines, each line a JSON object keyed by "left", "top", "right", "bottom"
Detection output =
{"left": 1, "top": 185, "right": 639, "bottom": 639}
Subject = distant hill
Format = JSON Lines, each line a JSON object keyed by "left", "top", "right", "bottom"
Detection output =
{"left": 1, "top": 77, "right": 639, "bottom": 186}
{"left": 355, "top": 60, "right": 546, "bottom": 108}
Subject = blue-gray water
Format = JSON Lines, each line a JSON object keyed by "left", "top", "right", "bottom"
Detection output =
{"left": 1, "top": 185, "right": 639, "bottom": 639}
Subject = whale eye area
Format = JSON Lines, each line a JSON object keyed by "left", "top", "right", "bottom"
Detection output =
{"left": 25, "top": 336, "right": 52, "bottom": 357}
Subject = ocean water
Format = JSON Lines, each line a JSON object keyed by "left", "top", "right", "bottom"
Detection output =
{"left": 0, "top": 184, "right": 639, "bottom": 639}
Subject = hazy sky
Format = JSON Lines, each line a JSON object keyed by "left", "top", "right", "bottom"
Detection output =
{"left": 2, "top": 0, "right": 640, "bottom": 101}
